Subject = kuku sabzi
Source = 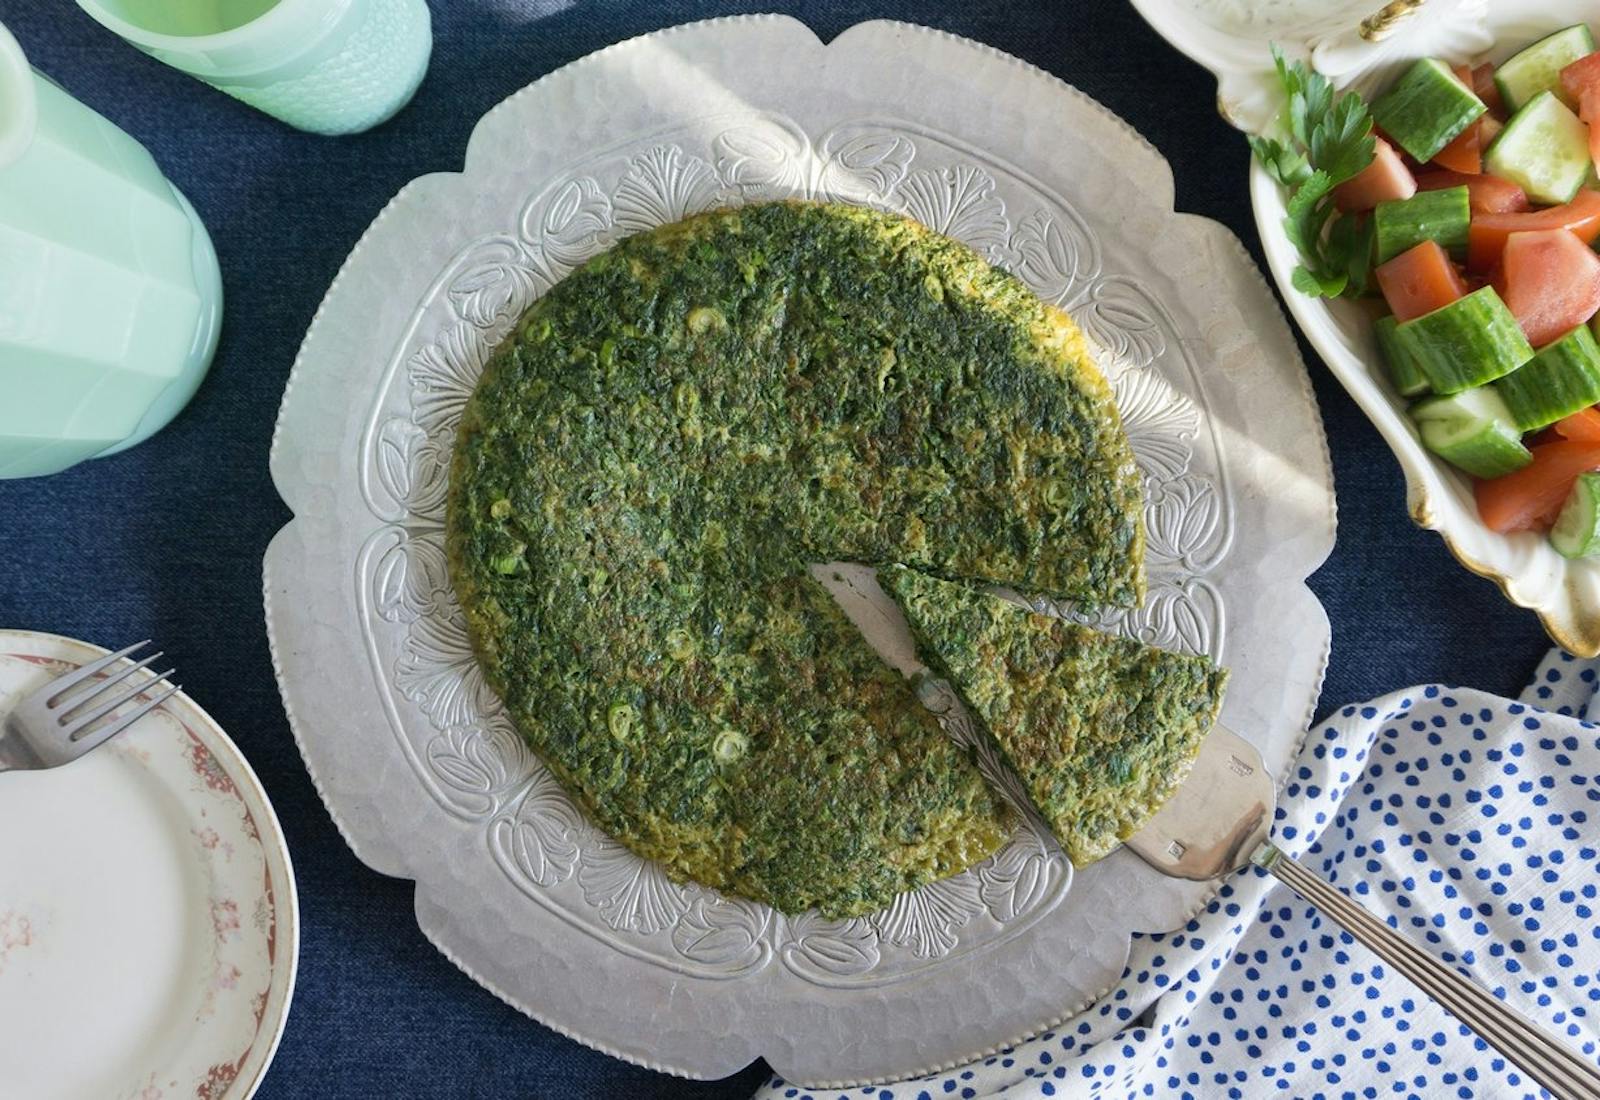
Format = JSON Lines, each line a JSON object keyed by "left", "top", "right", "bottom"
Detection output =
{"left": 448, "top": 200, "right": 1144, "bottom": 916}
{"left": 882, "top": 566, "right": 1228, "bottom": 867}
{"left": 1255, "top": 26, "right": 1600, "bottom": 559}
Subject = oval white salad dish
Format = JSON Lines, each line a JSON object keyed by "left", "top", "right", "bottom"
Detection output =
{"left": 1134, "top": 0, "right": 1600, "bottom": 654}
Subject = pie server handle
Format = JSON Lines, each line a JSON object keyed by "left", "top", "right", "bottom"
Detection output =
{"left": 1126, "top": 724, "right": 1600, "bottom": 1099}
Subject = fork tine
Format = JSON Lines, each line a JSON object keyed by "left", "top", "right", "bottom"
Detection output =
{"left": 45, "top": 640, "right": 150, "bottom": 706}
{"left": 63, "top": 669, "right": 176, "bottom": 740}
{"left": 54, "top": 650, "right": 164, "bottom": 721}
{"left": 66, "top": 683, "right": 180, "bottom": 753}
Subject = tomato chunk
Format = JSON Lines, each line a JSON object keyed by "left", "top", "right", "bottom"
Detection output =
{"left": 1583, "top": 99, "right": 1600, "bottom": 162}
{"left": 1477, "top": 440, "right": 1600, "bottom": 532}
{"left": 1498, "top": 229, "right": 1600, "bottom": 348}
{"left": 1427, "top": 67, "right": 1485, "bottom": 174}
{"left": 1561, "top": 53, "right": 1600, "bottom": 115}
{"left": 1580, "top": 89, "right": 1600, "bottom": 129}
{"left": 1431, "top": 118, "right": 1482, "bottom": 174}
{"left": 1415, "top": 169, "right": 1529, "bottom": 214}
{"left": 1559, "top": 55, "right": 1600, "bottom": 168}
{"left": 1472, "top": 62, "right": 1504, "bottom": 117}
{"left": 1334, "top": 138, "right": 1417, "bottom": 212}
{"left": 1467, "top": 190, "right": 1600, "bottom": 272}
{"left": 1374, "top": 240, "right": 1468, "bottom": 323}
{"left": 1555, "top": 407, "right": 1600, "bottom": 443}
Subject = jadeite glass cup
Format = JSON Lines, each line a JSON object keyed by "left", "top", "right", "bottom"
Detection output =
{"left": 74, "top": 0, "right": 432, "bottom": 136}
{"left": 0, "top": 22, "right": 222, "bottom": 479}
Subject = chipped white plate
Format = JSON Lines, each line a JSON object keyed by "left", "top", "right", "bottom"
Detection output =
{"left": 265, "top": 15, "right": 1334, "bottom": 1086}
{"left": 0, "top": 630, "right": 297, "bottom": 1100}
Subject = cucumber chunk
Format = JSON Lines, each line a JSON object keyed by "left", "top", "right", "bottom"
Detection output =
{"left": 1394, "top": 287, "right": 1535, "bottom": 394}
{"left": 1551, "top": 472, "right": 1600, "bottom": 558}
{"left": 1374, "top": 314, "right": 1431, "bottom": 396}
{"left": 1496, "top": 324, "right": 1600, "bottom": 431}
{"left": 1374, "top": 186, "right": 1470, "bottom": 264}
{"left": 1371, "top": 58, "right": 1486, "bottom": 162}
{"left": 1411, "top": 387, "right": 1533, "bottom": 478}
{"left": 1484, "top": 91, "right": 1593, "bottom": 205}
{"left": 1494, "top": 24, "right": 1598, "bottom": 112}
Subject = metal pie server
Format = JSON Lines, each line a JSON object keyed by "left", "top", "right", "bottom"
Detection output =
{"left": 1127, "top": 724, "right": 1600, "bottom": 1100}
{"left": 814, "top": 564, "right": 1600, "bottom": 1095}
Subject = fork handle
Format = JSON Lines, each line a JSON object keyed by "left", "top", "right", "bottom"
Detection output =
{"left": 1254, "top": 843, "right": 1600, "bottom": 1100}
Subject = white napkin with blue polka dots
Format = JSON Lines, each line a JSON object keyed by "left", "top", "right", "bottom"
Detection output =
{"left": 758, "top": 649, "right": 1600, "bottom": 1100}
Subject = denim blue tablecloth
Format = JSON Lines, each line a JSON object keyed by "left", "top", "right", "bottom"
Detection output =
{"left": 0, "top": 1, "right": 1562, "bottom": 1097}
{"left": 759, "top": 651, "right": 1600, "bottom": 1100}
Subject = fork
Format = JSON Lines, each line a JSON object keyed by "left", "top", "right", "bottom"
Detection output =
{"left": 0, "top": 641, "right": 179, "bottom": 772}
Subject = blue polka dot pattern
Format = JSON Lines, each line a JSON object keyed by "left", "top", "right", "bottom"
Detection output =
{"left": 756, "top": 649, "right": 1600, "bottom": 1099}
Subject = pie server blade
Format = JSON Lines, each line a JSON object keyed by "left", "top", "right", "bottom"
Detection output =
{"left": 1123, "top": 721, "right": 1274, "bottom": 880}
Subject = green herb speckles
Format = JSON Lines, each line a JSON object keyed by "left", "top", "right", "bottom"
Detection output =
{"left": 883, "top": 567, "right": 1227, "bottom": 867}
{"left": 448, "top": 201, "right": 1145, "bottom": 916}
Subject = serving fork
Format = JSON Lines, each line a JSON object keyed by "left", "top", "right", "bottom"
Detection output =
{"left": 1129, "top": 724, "right": 1600, "bottom": 1100}
{"left": 0, "top": 640, "right": 179, "bottom": 772}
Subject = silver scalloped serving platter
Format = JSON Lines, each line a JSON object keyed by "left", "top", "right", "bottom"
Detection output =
{"left": 264, "top": 16, "right": 1335, "bottom": 1086}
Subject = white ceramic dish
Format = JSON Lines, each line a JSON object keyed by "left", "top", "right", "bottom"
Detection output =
{"left": 0, "top": 630, "right": 297, "bottom": 1100}
{"left": 264, "top": 16, "right": 1335, "bottom": 1085}
{"left": 1134, "top": 0, "right": 1600, "bottom": 654}
{"left": 1129, "top": 0, "right": 1494, "bottom": 132}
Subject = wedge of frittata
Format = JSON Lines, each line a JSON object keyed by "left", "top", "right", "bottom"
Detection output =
{"left": 882, "top": 566, "right": 1228, "bottom": 866}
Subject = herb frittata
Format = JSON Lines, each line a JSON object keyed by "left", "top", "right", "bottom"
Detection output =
{"left": 448, "top": 200, "right": 1144, "bottom": 916}
{"left": 883, "top": 567, "right": 1228, "bottom": 866}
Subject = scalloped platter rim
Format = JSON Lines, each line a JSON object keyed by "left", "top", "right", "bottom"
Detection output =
{"left": 263, "top": 15, "right": 1336, "bottom": 1086}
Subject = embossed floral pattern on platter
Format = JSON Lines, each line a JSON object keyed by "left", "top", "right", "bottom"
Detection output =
{"left": 354, "top": 115, "right": 1234, "bottom": 981}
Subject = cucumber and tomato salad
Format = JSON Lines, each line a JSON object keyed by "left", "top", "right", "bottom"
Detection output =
{"left": 1257, "top": 22, "right": 1600, "bottom": 558}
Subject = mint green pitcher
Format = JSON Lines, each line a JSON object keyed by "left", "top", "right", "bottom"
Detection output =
{"left": 0, "top": 21, "right": 222, "bottom": 479}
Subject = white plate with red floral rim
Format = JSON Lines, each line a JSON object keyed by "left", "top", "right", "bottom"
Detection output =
{"left": 0, "top": 630, "right": 297, "bottom": 1100}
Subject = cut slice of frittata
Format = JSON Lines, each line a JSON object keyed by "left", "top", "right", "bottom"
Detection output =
{"left": 881, "top": 566, "right": 1228, "bottom": 866}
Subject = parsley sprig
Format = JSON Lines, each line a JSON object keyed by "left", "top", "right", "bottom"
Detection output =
{"left": 1249, "top": 48, "right": 1377, "bottom": 298}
